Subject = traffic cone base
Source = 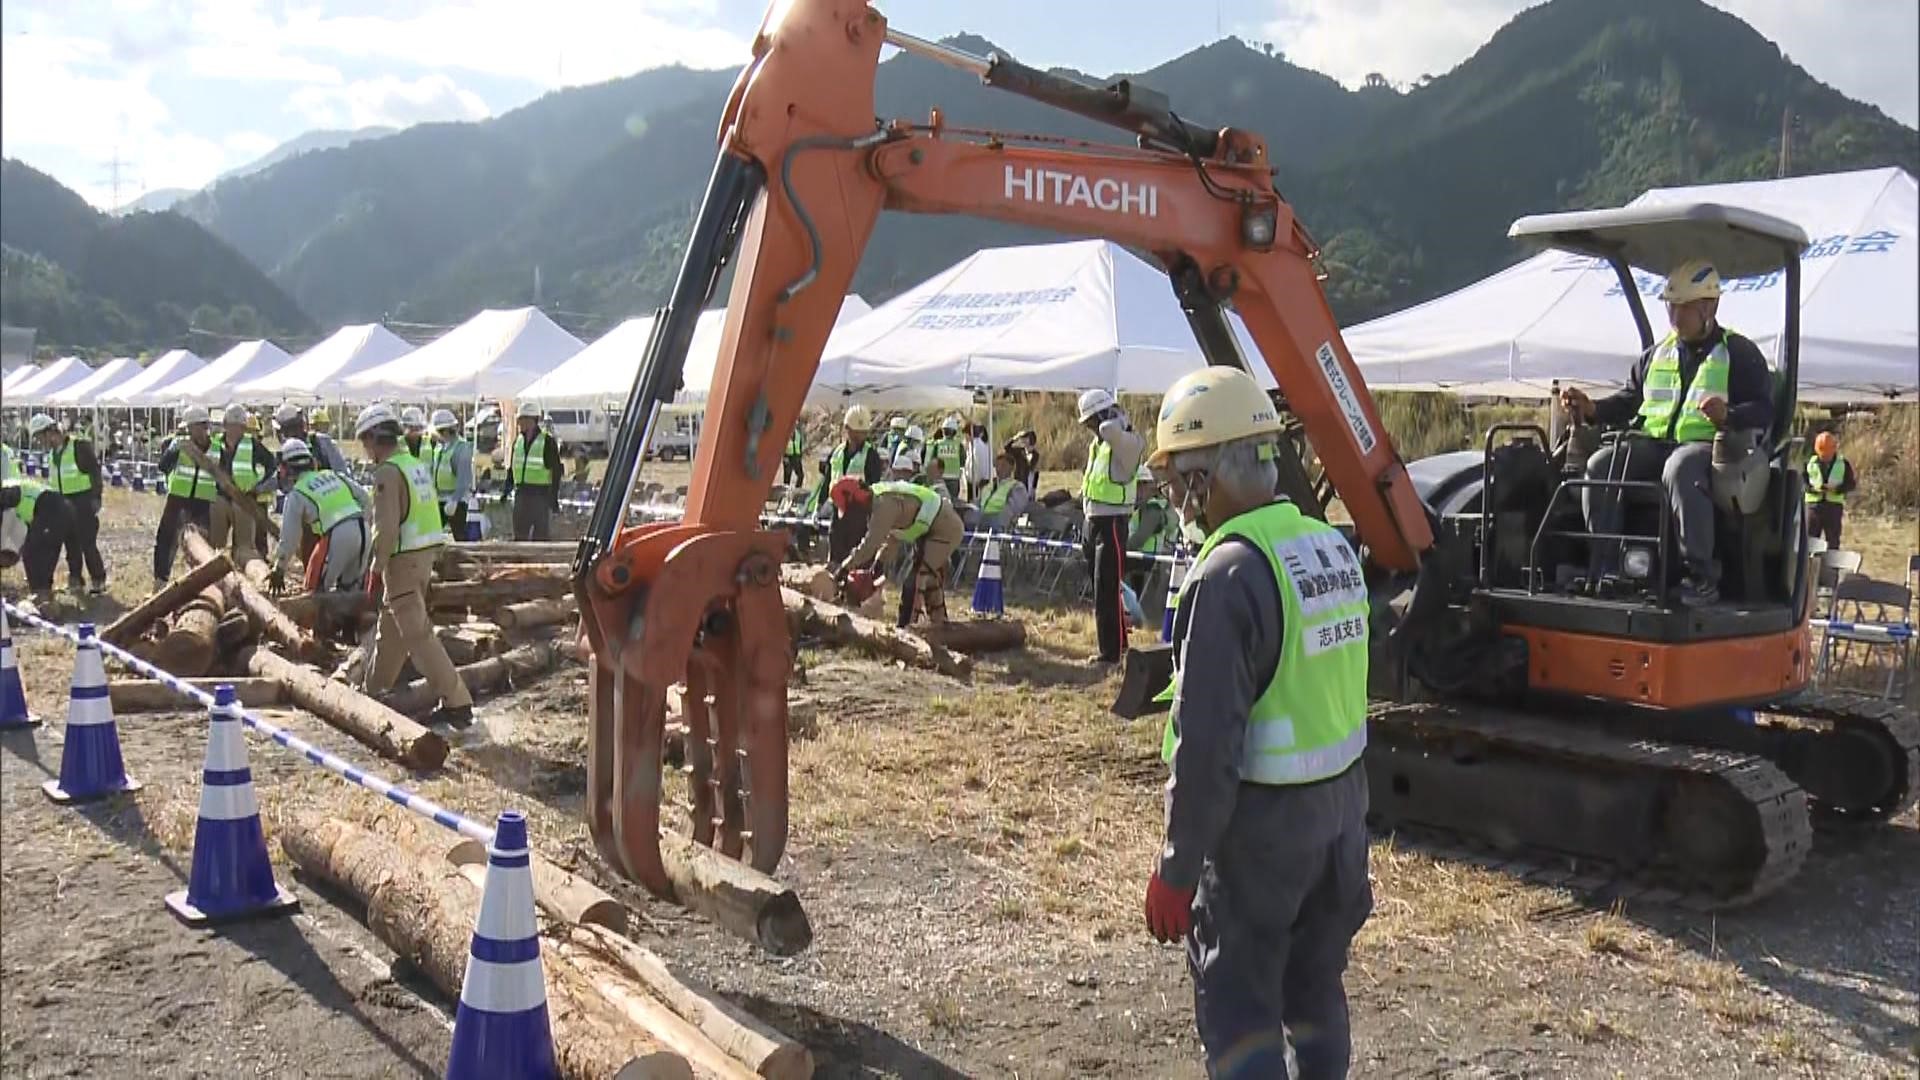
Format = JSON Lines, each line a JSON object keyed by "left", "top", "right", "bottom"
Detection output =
{"left": 45, "top": 626, "right": 138, "bottom": 803}
{"left": 1, "top": 610, "right": 38, "bottom": 730}
{"left": 167, "top": 685, "right": 299, "bottom": 925}
{"left": 446, "top": 810, "right": 557, "bottom": 1080}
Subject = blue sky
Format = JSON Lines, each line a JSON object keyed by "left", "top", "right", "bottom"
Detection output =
{"left": 4, "top": 0, "right": 1915, "bottom": 210}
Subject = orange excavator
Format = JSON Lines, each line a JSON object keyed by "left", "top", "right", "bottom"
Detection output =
{"left": 574, "top": 0, "right": 1915, "bottom": 905}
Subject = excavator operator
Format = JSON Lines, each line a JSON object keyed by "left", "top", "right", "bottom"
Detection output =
{"left": 1558, "top": 259, "right": 1775, "bottom": 606}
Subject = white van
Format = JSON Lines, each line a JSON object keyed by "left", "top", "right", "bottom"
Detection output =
{"left": 543, "top": 407, "right": 612, "bottom": 453}
{"left": 646, "top": 408, "right": 701, "bottom": 462}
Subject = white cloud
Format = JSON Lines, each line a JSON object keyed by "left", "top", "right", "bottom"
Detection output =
{"left": 290, "top": 73, "right": 491, "bottom": 129}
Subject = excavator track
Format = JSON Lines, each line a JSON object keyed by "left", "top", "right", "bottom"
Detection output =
{"left": 1759, "top": 690, "right": 1920, "bottom": 823}
{"left": 1366, "top": 703, "right": 1812, "bottom": 908}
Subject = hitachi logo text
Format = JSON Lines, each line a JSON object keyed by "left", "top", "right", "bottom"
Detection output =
{"left": 1003, "top": 166, "right": 1158, "bottom": 217}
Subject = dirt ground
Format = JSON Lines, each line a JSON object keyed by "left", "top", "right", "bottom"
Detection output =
{"left": 1, "top": 489, "right": 1916, "bottom": 1078}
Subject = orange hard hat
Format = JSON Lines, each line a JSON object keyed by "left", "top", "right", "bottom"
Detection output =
{"left": 1814, "top": 431, "right": 1838, "bottom": 456}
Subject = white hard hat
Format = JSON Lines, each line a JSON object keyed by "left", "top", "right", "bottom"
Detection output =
{"left": 1148, "top": 367, "right": 1284, "bottom": 470}
{"left": 842, "top": 404, "right": 873, "bottom": 431}
{"left": 273, "top": 403, "right": 304, "bottom": 425}
{"left": 400, "top": 406, "right": 427, "bottom": 430}
{"left": 182, "top": 405, "right": 211, "bottom": 426}
{"left": 1661, "top": 260, "right": 1722, "bottom": 303}
{"left": 889, "top": 416, "right": 909, "bottom": 431}
{"left": 516, "top": 400, "right": 542, "bottom": 419}
{"left": 1077, "top": 388, "right": 1117, "bottom": 422}
{"left": 905, "top": 424, "right": 925, "bottom": 442}
{"left": 430, "top": 408, "right": 458, "bottom": 430}
{"left": 891, "top": 449, "right": 920, "bottom": 472}
{"left": 941, "top": 414, "right": 961, "bottom": 432}
{"left": 26, "top": 413, "right": 58, "bottom": 436}
{"left": 354, "top": 403, "right": 400, "bottom": 438}
{"left": 222, "top": 403, "right": 250, "bottom": 426}
{"left": 278, "top": 438, "right": 313, "bottom": 465}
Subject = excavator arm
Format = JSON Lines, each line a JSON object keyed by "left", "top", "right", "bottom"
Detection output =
{"left": 574, "top": 0, "right": 1434, "bottom": 894}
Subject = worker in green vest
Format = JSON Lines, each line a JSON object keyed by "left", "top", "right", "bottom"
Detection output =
{"left": 1077, "top": 388, "right": 1146, "bottom": 663}
{"left": 969, "top": 451, "right": 1030, "bottom": 532}
{"left": 268, "top": 438, "right": 371, "bottom": 596}
{"left": 2, "top": 473, "right": 77, "bottom": 604}
{"left": 1126, "top": 462, "right": 1174, "bottom": 600}
{"left": 209, "top": 403, "right": 272, "bottom": 560}
{"left": 354, "top": 404, "right": 472, "bottom": 727}
{"left": 429, "top": 409, "right": 473, "bottom": 541}
{"left": 929, "top": 415, "right": 966, "bottom": 500}
{"left": 153, "top": 405, "right": 219, "bottom": 587}
{"left": 1141, "top": 366, "right": 1372, "bottom": 1080}
{"left": 832, "top": 448, "right": 964, "bottom": 627}
{"left": 32, "top": 412, "right": 107, "bottom": 595}
{"left": 781, "top": 412, "right": 808, "bottom": 489}
{"left": 1804, "top": 430, "right": 1856, "bottom": 547}
{"left": 501, "top": 400, "right": 561, "bottom": 540}
{"left": 1559, "top": 259, "right": 1776, "bottom": 606}
{"left": 822, "top": 405, "right": 885, "bottom": 565}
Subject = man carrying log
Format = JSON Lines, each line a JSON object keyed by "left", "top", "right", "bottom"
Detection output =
{"left": 269, "top": 438, "right": 372, "bottom": 595}
{"left": 354, "top": 404, "right": 474, "bottom": 727}
{"left": 429, "top": 409, "right": 472, "bottom": 541}
{"left": 831, "top": 449, "right": 964, "bottom": 629}
{"left": 154, "top": 405, "right": 220, "bottom": 588}
{"left": 209, "top": 403, "right": 273, "bottom": 561}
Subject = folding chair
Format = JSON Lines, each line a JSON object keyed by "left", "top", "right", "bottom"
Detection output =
{"left": 1814, "top": 549, "right": 1862, "bottom": 617}
{"left": 1816, "top": 574, "right": 1915, "bottom": 701}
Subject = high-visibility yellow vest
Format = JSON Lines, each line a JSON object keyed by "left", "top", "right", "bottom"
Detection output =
{"left": 1131, "top": 497, "right": 1171, "bottom": 555}
{"left": 433, "top": 437, "right": 467, "bottom": 496}
{"left": 786, "top": 425, "right": 806, "bottom": 457}
{"left": 830, "top": 443, "right": 870, "bottom": 482}
{"left": 1637, "top": 332, "right": 1731, "bottom": 443}
{"left": 1083, "top": 437, "right": 1134, "bottom": 506}
{"left": 50, "top": 438, "right": 93, "bottom": 496}
{"left": 166, "top": 438, "right": 219, "bottom": 502}
{"left": 1805, "top": 456, "right": 1848, "bottom": 505}
{"left": 211, "top": 434, "right": 268, "bottom": 494}
{"left": 931, "top": 435, "right": 964, "bottom": 477}
{"left": 7, "top": 478, "right": 43, "bottom": 525}
{"left": 388, "top": 451, "right": 448, "bottom": 553}
{"left": 510, "top": 432, "right": 553, "bottom": 487}
{"left": 1158, "top": 500, "right": 1369, "bottom": 786}
{"left": 293, "top": 470, "right": 362, "bottom": 535}
{"left": 871, "top": 481, "right": 942, "bottom": 542}
{"left": 977, "top": 478, "right": 1015, "bottom": 515}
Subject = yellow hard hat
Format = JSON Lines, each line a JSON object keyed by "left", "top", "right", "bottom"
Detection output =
{"left": 1662, "top": 260, "right": 1722, "bottom": 303}
{"left": 1148, "top": 367, "right": 1284, "bottom": 469}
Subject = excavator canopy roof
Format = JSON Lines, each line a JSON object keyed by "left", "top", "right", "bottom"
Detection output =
{"left": 1508, "top": 202, "right": 1810, "bottom": 281}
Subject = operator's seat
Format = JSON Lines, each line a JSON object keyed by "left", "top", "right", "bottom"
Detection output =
{"left": 1707, "top": 351, "right": 1798, "bottom": 603}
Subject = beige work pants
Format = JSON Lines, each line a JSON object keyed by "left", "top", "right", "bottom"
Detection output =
{"left": 208, "top": 496, "right": 257, "bottom": 560}
{"left": 367, "top": 548, "right": 473, "bottom": 708}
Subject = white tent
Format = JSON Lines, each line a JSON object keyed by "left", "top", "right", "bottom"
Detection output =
{"left": 102, "top": 349, "right": 206, "bottom": 405}
{"left": 813, "top": 240, "right": 1272, "bottom": 403}
{"left": 45, "top": 356, "right": 141, "bottom": 405}
{"left": 10, "top": 356, "right": 93, "bottom": 404}
{"left": 2, "top": 363, "right": 40, "bottom": 396}
{"left": 234, "top": 323, "right": 415, "bottom": 402}
{"left": 516, "top": 296, "right": 874, "bottom": 407}
{"left": 345, "top": 307, "right": 584, "bottom": 400}
{"left": 150, "top": 340, "right": 296, "bottom": 406}
{"left": 1347, "top": 167, "right": 1919, "bottom": 403}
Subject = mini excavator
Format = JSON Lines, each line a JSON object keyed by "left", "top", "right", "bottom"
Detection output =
{"left": 574, "top": 0, "right": 1916, "bottom": 905}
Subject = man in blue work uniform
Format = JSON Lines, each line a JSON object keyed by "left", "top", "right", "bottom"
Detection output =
{"left": 1144, "top": 367, "right": 1373, "bottom": 1080}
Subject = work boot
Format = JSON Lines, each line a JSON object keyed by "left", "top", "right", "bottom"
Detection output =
{"left": 67, "top": 576, "right": 86, "bottom": 595}
{"left": 430, "top": 703, "right": 474, "bottom": 729}
{"left": 89, "top": 579, "right": 110, "bottom": 596}
{"left": 1677, "top": 576, "right": 1720, "bottom": 608}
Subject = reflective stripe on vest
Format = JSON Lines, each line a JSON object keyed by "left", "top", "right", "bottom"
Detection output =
{"left": 434, "top": 438, "right": 467, "bottom": 495}
{"left": 1805, "top": 456, "right": 1847, "bottom": 505}
{"left": 931, "top": 436, "right": 964, "bottom": 475}
{"left": 1131, "top": 497, "right": 1170, "bottom": 555}
{"left": 294, "top": 470, "right": 362, "bottom": 536}
{"left": 8, "top": 479, "right": 42, "bottom": 525}
{"left": 1158, "top": 501, "right": 1370, "bottom": 786}
{"left": 1083, "top": 437, "right": 1135, "bottom": 506}
{"left": 1636, "top": 332, "right": 1731, "bottom": 443}
{"left": 167, "top": 439, "right": 219, "bottom": 502}
{"left": 978, "top": 479, "right": 1013, "bottom": 515}
{"left": 831, "top": 443, "right": 870, "bottom": 482}
{"left": 213, "top": 434, "right": 268, "bottom": 493}
{"left": 510, "top": 432, "right": 553, "bottom": 486}
{"left": 51, "top": 438, "right": 93, "bottom": 495}
{"left": 389, "top": 451, "right": 449, "bottom": 553}
{"left": 871, "top": 481, "right": 942, "bottom": 542}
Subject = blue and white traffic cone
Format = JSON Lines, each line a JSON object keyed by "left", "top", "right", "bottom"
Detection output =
{"left": 0, "top": 607, "right": 38, "bottom": 730}
{"left": 971, "top": 538, "right": 1005, "bottom": 616}
{"left": 447, "top": 810, "right": 556, "bottom": 1080}
{"left": 166, "top": 684, "right": 299, "bottom": 926}
{"left": 43, "top": 623, "right": 140, "bottom": 803}
{"left": 1161, "top": 554, "right": 1189, "bottom": 643}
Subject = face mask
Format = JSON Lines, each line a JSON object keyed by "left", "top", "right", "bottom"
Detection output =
{"left": 1176, "top": 473, "right": 1210, "bottom": 545}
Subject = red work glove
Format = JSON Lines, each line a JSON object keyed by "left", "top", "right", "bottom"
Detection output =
{"left": 1144, "top": 872, "right": 1196, "bottom": 944}
{"left": 364, "top": 569, "right": 384, "bottom": 606}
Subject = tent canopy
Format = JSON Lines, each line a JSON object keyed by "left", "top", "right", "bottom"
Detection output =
{"left": 345, "top": 307, "right": 583, "bottom": 400}
{"left": 103, "top": 349, "right": 206, "bottom": 406}
{"left": 235, "top": 323, "right": 414, "bottom": 402}
{"left": 2, "top": 364, "right": 41, "bottom": 395}
{"left": 812, "top": 239, "right": 1272, "bottom": 404}
{"left": 10, "top": 356, "right": 92, "bottom": 404}
{"left": 45, "top": 356, "right": 141, "bottom": 405}
{"left": 154, "top": 340, "right": 295, "bottom": 406}
{"left": 1348, "top": 167, "right": 1918, "bottom": 402}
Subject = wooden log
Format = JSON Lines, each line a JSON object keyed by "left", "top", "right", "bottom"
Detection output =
{"left": 568, "top": 925, "right": 813, "bottom": 1080}
{"left": 498, "top": 596, "right": 577, "bottom": 632}
{"left": 177, "top": 440, "right": 279, "bottom": 540}
{"left": 242, "top": 647, "right": 449, "bottom": 770}
{"left": 780, "top": 588, "right": 971, "bottom": 679}
{"left": 657, "top": 831, "right": 812, "bottom": 957}
{"left": 151, "top": 583, "right": 226, "bottom": 677}
{"left": 918, "top": 619, "right": 1027, "bottom": 655}
{"left": 437, "top": 623, "right": 504, "bottom": 666}
{"left": 182, "top": 529, "right": 320, "bottom": 660}
{"left": 216, "top": 608, "right": 256, "bottom": 650}
{"left": 440, "top": 539, "right": 576, "bottom": 564}
{"left": 777, "top": 564, "right": 838, "bottom": 602}
{"left": 444, "top": 838, "right": 626, "bottom": 932}
{"left": 385, "top": 641, "right": 559, "bottom": 716}
{"left": 109, "top": 677, "right": 285, "bottom": 713}
{"left": 279, "top": 590, "right": 370, "bottom": 629}
{"left": 284, "top": 818, "right": 691, "bottom": 1080}
{"left": 431, "top": 577, "right": 571, "bottom": 612}
{"left": 101, "top": 554, "right": 233, "bottom": 646}
{"left": 553, "top": 932, "right": 759, "bottom": 1080}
